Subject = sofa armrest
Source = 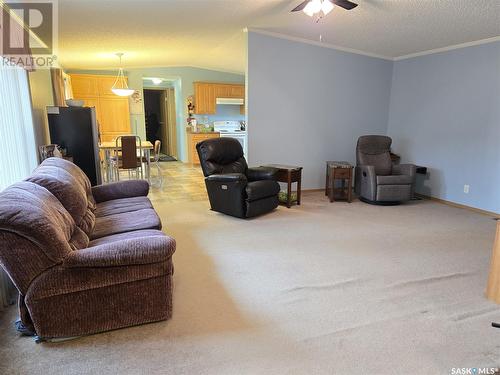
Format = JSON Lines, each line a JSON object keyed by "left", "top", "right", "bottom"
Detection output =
{"left": 91, "top": 180, "right": 149, "bottom": 203}
{"left": 206, "top": 173, "right": 248, "bottom": 183}
{"left": 63, "top": 236, "right": 176, "bottom": 268}
{"left": 246, "top": 167, "right": 277, "bottom": 182}
{"left": 393, "top": 164, "right": 416, "bottom": 178}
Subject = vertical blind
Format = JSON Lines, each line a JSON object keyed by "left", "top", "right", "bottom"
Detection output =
{"left": 0, "top": 65, "right": 38, "bottom": 311}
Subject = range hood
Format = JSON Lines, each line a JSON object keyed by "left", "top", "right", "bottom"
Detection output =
{"left": 216, "top": 98, "right": 244, "bottom": 105}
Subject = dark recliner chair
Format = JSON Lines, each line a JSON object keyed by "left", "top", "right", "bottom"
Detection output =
{"left": 355, "top": 135, "right": 416, "bottom": 205}
{"left": 196, "top": 138, "right": 280, "bottom": 218}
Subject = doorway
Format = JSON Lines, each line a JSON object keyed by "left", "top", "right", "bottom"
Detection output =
{"left": 143, "top": 88, "right": 177, "bottom": 160}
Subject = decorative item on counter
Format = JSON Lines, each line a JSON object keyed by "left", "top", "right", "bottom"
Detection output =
{"left": 187, "top": 96, "right": 195, "bottom": 116}
{"left": 187, "top": 96, "right": 197, "bottom": 131}
{"left": 190, "top": 118, "right": 198, "bottom": 132}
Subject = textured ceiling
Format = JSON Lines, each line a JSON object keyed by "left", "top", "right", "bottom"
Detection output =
{"left": 57, "top": 0, "right": 500, "bottom": 73}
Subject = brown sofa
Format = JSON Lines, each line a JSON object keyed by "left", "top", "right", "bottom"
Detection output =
{"left": 0, "top": 157, "right": 175, "bottom": 340}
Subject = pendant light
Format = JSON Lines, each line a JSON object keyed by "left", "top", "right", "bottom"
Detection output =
{"left": 111, "top": 53, "right": 134, "bottom": 97}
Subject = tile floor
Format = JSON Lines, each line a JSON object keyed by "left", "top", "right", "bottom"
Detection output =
{"left": 148, "top": 161, "right": 208, "bottom": 203}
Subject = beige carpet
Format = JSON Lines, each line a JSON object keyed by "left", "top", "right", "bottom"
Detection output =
{"left": 0, "top": 192, "right": 498, "bottom": 374}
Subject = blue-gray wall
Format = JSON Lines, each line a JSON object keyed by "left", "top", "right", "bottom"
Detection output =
{"left": 247, "top": 32, "right": 393, "bottom": 188}
{"left": 387, "top": 42, "right": 500, "bottom": 213}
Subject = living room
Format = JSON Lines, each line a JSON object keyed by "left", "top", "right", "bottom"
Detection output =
{"left": 0, "top": 1, "right": 499, "bottom": 374}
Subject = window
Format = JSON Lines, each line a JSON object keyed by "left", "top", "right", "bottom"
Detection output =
{"left": 0, "top": 66, "right": 38, "bottom": 190}
{"left": 0, "top": 66, "right": 38, "bottom": 308}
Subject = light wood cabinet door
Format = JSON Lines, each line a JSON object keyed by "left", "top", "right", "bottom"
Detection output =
{"left": 98, "top": 97, "right": 131, "bottom": 142}
{"left": 70, "top": 74, "right": 99, "bottom": 97}
{"left": 213, "top": 84, "right": 244, "bottom": 99}
{"left": 229, "top": 85, "right": 244, "bottom": 98}
{"left": 194, "top": 82, "right": 216, "bottom": 114}
{"left": 214, "top": 84, "right": 230, "bottom": 98}
{"left": 97, "top": 76, "right": 121, "bottom": 97}
{"left": 188, "top": 133, "right": 220, "bottom": 164}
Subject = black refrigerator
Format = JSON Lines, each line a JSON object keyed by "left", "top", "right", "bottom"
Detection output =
{"left": 47, "top": 106, "right": 102, "bottom": 186}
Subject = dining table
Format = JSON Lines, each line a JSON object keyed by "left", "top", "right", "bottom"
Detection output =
{"left": 99, "top": 140, "right": 154, "bottom": 183}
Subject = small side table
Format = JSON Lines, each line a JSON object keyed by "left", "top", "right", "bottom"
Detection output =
{"left": 263, "top": 164, "right": 302, "bottom": 208}
{"left": 325, "top": 161, "right": 353, "bottom": 203}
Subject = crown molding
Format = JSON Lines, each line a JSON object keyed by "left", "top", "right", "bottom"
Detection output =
{"left": 245, "top": 28, "right": 393, "bottom": 61}
{"left": 246, "top": 28, "right": 500, "bottom": 62}
{"left": 394, "top": 36, "right": 500, "bottom": 61}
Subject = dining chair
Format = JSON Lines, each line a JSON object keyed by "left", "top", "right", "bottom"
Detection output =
{"left": 113, "top": 135, "right": 144, "bottom": 180}
{"left": 146, "top": 140, "right": 163, "bottom": 187}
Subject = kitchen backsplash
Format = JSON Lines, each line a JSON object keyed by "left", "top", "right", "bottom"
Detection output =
{"left": 194, "top": 104, "right": 245, "bottom": 126}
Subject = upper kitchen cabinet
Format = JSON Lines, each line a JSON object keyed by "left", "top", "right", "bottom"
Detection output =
{"left": 69, "top": 73, "right": 131, "bottom": 142}
{"left": 194, "top": 82, "right": 245, "bottom": 115}
{"left": 214, "top": 83, "right": 245, "bottom": 99}
{"left": 194, "top": 82, "right": 216, "bottom": 114}
{"left": 70, "top": 74, "right": 99, "bottom": 97}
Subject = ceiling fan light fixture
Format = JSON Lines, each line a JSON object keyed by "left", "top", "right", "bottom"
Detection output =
{"left": 111, "top": 53, "right": 134, "bottom": 97}
{"left": 321, "top": 0, "right": 334, "bottom": 15}
{"left": 303, "top": 2, "right": 315, "bottom": 16}
{"left": 303, "top": 0, "right": 322, "bottom": 17}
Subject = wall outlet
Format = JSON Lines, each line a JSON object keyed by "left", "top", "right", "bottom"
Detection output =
{"left": 463, "top": 184, "right": 470, "bottom": 194}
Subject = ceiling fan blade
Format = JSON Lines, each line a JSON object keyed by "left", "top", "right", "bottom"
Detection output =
{"left": 331, "top": 0, "right": 358, "bottom": 10}
{"left": 291, "top": 0, "right": 310, "bottom": 12}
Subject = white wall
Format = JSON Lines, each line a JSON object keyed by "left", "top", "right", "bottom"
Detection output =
{"left": 247, "top": 32, "right": 394, "bottom": 189}
{"left": 387, "top": 42, "right": 500, "bottom": 214}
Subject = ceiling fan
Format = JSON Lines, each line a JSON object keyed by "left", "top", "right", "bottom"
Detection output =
{"left": 291, "top": 0, "right": 358, "bottom": 18}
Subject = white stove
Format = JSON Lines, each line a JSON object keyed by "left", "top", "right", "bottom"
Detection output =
{"left": 213, "top": 121, "right": 247, "bottom": 156}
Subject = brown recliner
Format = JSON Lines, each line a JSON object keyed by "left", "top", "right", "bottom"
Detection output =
{"left": 354, "top": 135, "right": 416, "bottom": 205}
{"left": 0, "top": 158, "right": 175, "bottom": 341}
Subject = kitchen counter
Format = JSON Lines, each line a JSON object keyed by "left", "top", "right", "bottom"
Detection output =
{"left": 187, "top": 131, "right": 221, "bottom": 164}
{"left": 186, "top": 130, "right": 220, "bottom": 135}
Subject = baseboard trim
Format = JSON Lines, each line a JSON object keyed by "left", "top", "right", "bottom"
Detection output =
{"left": 415, "top": 193, "right": 499, "bottom": 219}
{"left": 302, "top": 188, "right": 325, "bottom": 193}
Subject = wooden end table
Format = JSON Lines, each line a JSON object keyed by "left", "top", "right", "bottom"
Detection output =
{"left": 263, "top": 164, "right": 302, "bottom": 208}
{"left": 325, "top": 161, "right": 353, "bottom": 203}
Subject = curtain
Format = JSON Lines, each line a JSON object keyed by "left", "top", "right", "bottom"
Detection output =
{"left": 0, "top": 65, "right": 38, "bottom": 311}
{"left": 51, "top": 68, "right": 67, "bottom": 106}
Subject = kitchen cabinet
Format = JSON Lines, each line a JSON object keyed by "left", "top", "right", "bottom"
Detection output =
{"left": 69, "top": 74, "right": 131, "bottom": 142}
{"left": 193, "top": 82, "right": 216, "bottom": 115}
{"left": 194, "top": 82, "right": 245, "bottom": 115}
{"left": 187, "top": 132, "right": 220, "bottom": 164}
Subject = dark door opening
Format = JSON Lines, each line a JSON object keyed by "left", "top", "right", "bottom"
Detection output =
{"left": 143, "top": 89, "right": 177, "bottom": 160}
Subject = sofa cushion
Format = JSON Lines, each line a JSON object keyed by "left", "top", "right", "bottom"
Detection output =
{"left": 26, "top": 164, "right": 96, "bottom": 235}
{"left": 95, "top": 196, "right": 153, "bottom": 218}
{"left": 89, "top": 229, "right": 165, "bottom": 247}
{"left": 377, "top": 174, "right": 414, "bottom": 185}
{"left": 35, "top": 158, "right": 97, "bottom": 232}
{"left": 362, "top": 153, "right": 392, "bottom": 176}
{"left": 245, "top": 180, "right": 280, "bottom": 202}
{"left": 0, "top": 182, "right": 89, "bottom": 262}
{"left": 90, "top": 209, "right": 162, "bottom": 240}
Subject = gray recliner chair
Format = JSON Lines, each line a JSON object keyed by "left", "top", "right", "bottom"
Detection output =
{"left": 354, "top": 135, "right": 416, "bottom": 205}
